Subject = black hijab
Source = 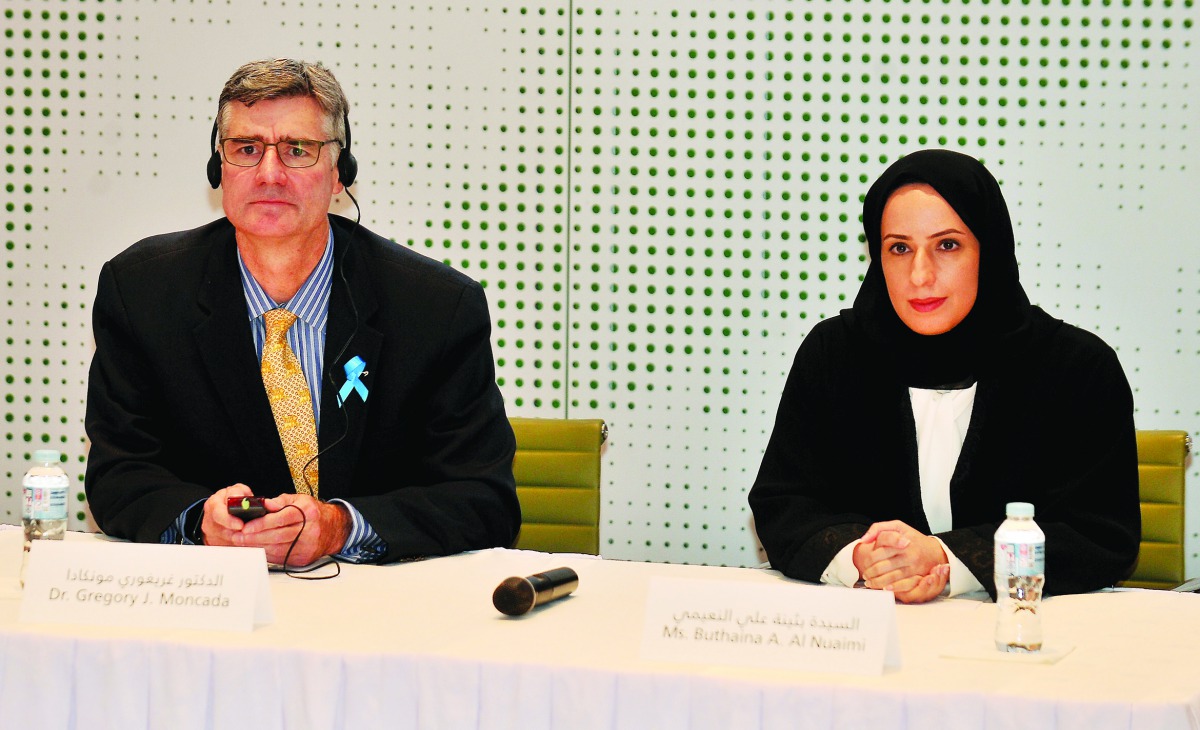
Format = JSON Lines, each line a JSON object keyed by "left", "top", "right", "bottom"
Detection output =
{"left": 845, "top": 149, "right": 1033, "bottom": 388}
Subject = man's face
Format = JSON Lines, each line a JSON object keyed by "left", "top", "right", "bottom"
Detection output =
{"left": 219, "top": 96, "right": 343, "bottom": 247}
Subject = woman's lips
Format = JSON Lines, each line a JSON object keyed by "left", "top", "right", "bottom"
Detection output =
{"left": 908, "top": 297, "right": 946, "bottom": 313}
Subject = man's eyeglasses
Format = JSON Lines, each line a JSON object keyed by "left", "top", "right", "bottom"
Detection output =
{"left": 219, "top": 138, "right": 339, "bottom": 169}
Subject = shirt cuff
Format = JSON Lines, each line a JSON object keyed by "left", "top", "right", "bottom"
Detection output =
{"left": 820, "top": 539, "right": 863, "bottom": 587}
{"left": 329, "top": 498, "right": 387, "bottom": 563}
{"left": 933, "top": 536, "right": 985, "bottom": 596}
{"left": 161, "top": 498, "right": 207, "bottom": 545}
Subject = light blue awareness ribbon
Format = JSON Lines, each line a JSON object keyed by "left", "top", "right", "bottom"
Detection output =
{"left": 337, "top": 356, "right": 369, "bottom": 406}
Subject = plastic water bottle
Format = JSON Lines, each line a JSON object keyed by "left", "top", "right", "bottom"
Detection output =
{"left": 994, "top": 501, "right": 1045, "bottom": 652}
{"left": 21, "top": 449, "right": 69, "bottom": 587}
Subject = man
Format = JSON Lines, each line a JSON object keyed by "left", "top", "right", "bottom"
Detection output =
{"left": 84, "top": 59, "right": 520, "bottom": 566}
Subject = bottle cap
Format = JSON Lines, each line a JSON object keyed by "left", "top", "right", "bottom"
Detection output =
{"left": 33, "top": 449, "right": 62, "bottom": 464}
{"left": 1005, "top": 501, "right": 1035, "bottom": 518}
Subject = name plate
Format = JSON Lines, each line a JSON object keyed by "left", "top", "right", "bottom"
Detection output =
{"left": 20, "top": 539, "right": 273, "bottom": 632}
{"left": 641, "top": 577, "right": 900, "bottom": 675}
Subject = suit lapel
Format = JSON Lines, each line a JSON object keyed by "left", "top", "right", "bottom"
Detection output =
{"left": 950, "top": 378, "right": 993, "bottom": 501}
{"left": 897, "top": 386, "right": 934, "bottom": 534}
{"left": 316, "top": 221, "right": 382, "bottom": 501}
{"left": 193, "top": 228, "right": 293, "bottom": 491}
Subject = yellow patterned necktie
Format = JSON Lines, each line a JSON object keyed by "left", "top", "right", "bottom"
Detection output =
{"left": 261, "top": 308, "right": 319, "bottom": 496}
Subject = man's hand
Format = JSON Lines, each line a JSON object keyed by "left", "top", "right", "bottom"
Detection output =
{"left": 198, "top": 484, "right": 256, "bottom": 547}
{"left": 237, "top": 494, "right": 351, "bottom": 566}
{"left": 852, "top": 519, "right": 949, "bottom": 604}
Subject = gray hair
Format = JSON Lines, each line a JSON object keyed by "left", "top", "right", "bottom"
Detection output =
{"left": 216, "top": 59, "right": 349, "bottom": 149}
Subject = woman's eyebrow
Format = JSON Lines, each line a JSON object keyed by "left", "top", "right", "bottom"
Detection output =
{"left": 884, "top": 228, "right": 966, "bottom": 242}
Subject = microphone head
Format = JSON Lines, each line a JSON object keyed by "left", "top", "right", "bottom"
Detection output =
{"left": 492, "top": 576, "right": 537, "bottom": 616}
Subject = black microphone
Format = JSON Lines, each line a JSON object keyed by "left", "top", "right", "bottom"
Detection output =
{"left": 492, "top": 567, "right": 579, "bottom": 616}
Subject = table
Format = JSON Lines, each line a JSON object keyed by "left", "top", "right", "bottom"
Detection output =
{"left": 1, "top": 530, "right": 1197, "bottom": 730}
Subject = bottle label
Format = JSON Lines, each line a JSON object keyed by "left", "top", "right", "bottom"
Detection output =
{"left": 995, "top": 541, "right": 1045, "bottom": 577}
{"left": 23, "top": 474, "right": 69, "bottom": 521}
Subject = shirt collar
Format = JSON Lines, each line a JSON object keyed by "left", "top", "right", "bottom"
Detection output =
{"left": 238, "top": 228, "right": 334, "bottom": 331}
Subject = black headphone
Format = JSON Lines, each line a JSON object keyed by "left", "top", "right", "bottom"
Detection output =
{"left": 207, "top": 111, "right": 357, "bottom": 189}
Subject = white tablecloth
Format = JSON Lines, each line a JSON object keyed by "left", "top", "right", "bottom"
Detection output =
{"left": 0, "top": 530, "right": 1197, "bottom": 730}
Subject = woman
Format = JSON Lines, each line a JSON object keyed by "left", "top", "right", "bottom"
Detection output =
{"left": 748, "top": 149, "right": 1140, "bottom": 604}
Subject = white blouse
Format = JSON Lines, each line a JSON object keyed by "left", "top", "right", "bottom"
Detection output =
{"left": 910, "top": 385, "right": 976, "bottom": 534}
{"left": 821, "top": 384, "right": 985, "bottom": 596}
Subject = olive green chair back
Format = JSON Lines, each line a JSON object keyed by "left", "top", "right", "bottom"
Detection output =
{"left": 511, "top": 418, "right": 607, "bottom": 555}
{"left": 1122, "top": 430, "right": 1190, "bottom": 589}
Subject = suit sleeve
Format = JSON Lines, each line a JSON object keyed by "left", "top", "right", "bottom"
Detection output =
{"left": 84, "top": 262, "right": 214, "bottom": 543}
{"left": 937, "top": 337, "right": 1141, "bottom": 598}
{"left": 748, "top": 329, "right": 875, "bottom": 582}
{"left": 344, "top": 282, "right": 520, "bottom": 562}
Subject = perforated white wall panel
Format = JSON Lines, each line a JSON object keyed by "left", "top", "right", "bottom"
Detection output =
{"left": 3, "top": 1, "right": 1197, "bottom": 572}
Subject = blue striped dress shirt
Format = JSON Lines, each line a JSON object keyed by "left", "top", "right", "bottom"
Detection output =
{"left": 163, "top": 229, "right": 386, "bottom": 562}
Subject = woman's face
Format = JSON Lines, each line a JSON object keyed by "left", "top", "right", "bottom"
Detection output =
{"left": 880, "top": 183, "right": 981, "bottom": 335}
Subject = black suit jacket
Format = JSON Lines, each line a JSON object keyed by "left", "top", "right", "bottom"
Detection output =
{"left": 84, "top": 215, "right": 520, "bottom": 561}
{"left": 749, "top": 307, "right": 1140, "bottom": 598}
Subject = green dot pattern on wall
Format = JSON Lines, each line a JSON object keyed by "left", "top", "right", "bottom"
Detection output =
{"left": 414, "top": 2, "right": 1195, "bottom": 566}
{"left": 2, "top": 6, "right": 104, "bottom": 527}
{"left": 2, "top": 2, "right": 1197, "bottom": 571}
